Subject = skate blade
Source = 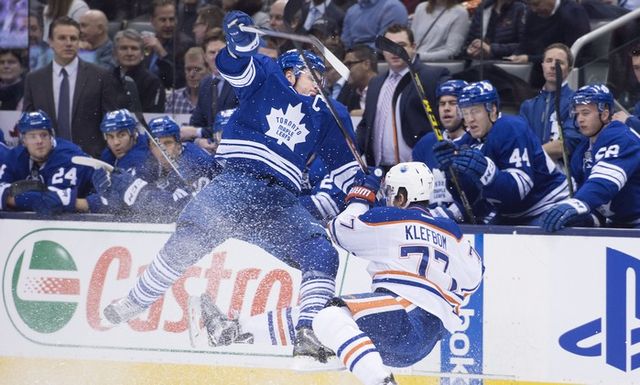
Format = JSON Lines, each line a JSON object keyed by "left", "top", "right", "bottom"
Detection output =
{"left": 290, "top": 355, "right": 345, "bottom": 372}
{"left": 188, "top": 295, "right": 206, "bottom": 348}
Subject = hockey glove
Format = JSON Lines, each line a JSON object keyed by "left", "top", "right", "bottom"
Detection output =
{"left": 223, "top": 11, "right": 260, "bottom": 57}
{"left": 9, "top": 179, "right": 48, "bottom": 197}
{"left": 14, "top": 190, "right": 63, "bottom": 215}
{"left": 430, "top": 201, "right": 464, "bottom": 223}
{"left": 451, "top": 148, "right": 497, "bottom": 186}
{"left": 432, "top": 140, "right": 459, "bottom": 169}
{"left": 542, "top": 198, "right": 590, "bottom": 232}
{"left": 345, "top": 168, "right": 382, "bottom": 205}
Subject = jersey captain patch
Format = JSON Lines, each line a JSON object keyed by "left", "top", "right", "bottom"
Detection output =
{"left": 265, "top": 103, "right": 309, "bottom": 151}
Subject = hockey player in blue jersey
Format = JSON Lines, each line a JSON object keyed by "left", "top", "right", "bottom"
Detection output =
{"left": 91, "top": 115, "right": 219, "bottom": 221}
{"left": 542, "top": 84, "right": 640, "bottom": 231}
{"left": 190, "top": 162, "right": 483, "bottom": 385}
{"left": 433, "top": 80, "right": 570, "bottom": 225}
{"left": 0, "top": 110, "right": 94, "bottom": 214}
{"left": 102, "top": 10, "right": 360, "bottom": 364}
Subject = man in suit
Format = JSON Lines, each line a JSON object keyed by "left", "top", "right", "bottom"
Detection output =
{"left": 301, "top": 0, "right": 345, "bottom": 36}
{"left": 181, "top": 30, "right": 238, "bottom": 153}
{"left": 357, "top": 24, "right": 450, "bottom": 171}
{"left": 23, "top": 16, "right": 119, "bottom": 158}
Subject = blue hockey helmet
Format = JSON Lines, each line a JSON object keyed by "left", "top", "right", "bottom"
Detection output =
{"left": 436, "top": 80, "right": 469, "bottom": 100}
{"left": 100, "top": 109, "right": 138, "bottom": 135}
{"left": 148, "top": 116, "right": 180, "bottom": 141}
{"left": 458, "top": 81, "right": 500, "bottom": 110}
{"left": 278, "top": 49, "right": 326, "bottom": 77}
{"left": 17, "top": 110, "right": 54, "bottom": 135}
{"left": 572, "top": 84, "right": 614, "bottom": 113}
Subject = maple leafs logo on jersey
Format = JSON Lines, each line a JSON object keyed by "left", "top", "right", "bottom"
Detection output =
{"left": 265, "top": 103, "right": 309, "bottom": 151}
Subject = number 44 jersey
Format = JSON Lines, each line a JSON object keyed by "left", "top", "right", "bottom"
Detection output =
{"left": 328, "top": 202, "right": 484, "bottom": 333}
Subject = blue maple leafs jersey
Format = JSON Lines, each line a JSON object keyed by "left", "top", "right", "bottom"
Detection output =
{"left": 472, "top": 115, "right": 570, "bottom": 219}
{"left": 215, "top": 50, "right": 359, "bottom": 195}
{"left": 570, "top": 120, "right": 640, "bottom": 226}
{"left": 100, "top": 132, "right": 151, "bottom": 179}
{"left": 0, "top": 138, "right": 94, "bottom": 211}
{"left": 329, "top": 202, "right": 484, "bottom": 332}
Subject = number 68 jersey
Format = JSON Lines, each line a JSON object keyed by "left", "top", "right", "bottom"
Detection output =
{"left": 328, "top": 202, "right": 484, "bottom": 333}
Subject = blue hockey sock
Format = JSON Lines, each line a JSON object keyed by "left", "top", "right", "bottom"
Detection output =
{"left": 130, "top": 250, "right": 185, "bottom": 307}
{"left": 296, "top": 272, "right": 335, "bottom": 329}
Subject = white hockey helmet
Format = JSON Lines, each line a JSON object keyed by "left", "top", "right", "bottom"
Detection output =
{"left": 384, "top": 162, "right": 434, "bottom": 208}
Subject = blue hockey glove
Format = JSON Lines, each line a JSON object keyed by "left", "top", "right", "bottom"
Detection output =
{"left": 223, "top": 11, "right": 260, "bottom": 57}
{"left": 430, "top": 202, "right": 464, "bottom": 222}
{"left": 451, "top": 148, "right": 496, "bottom": 186}
{"left": 92, "top": 168, "right": 112, "bottom": 197}
{"left": 542, "top": 199, "right": 590, "bottom": 232}
{"left": 345, "top": 167, "right": 383, "bottom": 205}
{"left": 432, "top": 140, "right": 459, "bottom": 169}
{"left": 14, "top": 190, "right": 63, "bottom": 215}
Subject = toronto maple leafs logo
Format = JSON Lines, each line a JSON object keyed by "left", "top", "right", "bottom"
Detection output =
{"left": 265, "top": 103, "right": 309, "bottom": 151}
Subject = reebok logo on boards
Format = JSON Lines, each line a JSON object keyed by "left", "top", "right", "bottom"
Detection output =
{"left": 559, "top": 248, "right": 640, "bottom": 372}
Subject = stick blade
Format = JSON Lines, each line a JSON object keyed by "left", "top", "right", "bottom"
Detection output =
{"left": 71, "top": 156, "right": 114, "bottom": 172}
{"left": 375, "top": 35, "right": 410, "bottom": 63}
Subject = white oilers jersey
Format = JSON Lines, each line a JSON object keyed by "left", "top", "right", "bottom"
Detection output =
{"left": 329, "top": 203, "right": 484, "bottom": 332}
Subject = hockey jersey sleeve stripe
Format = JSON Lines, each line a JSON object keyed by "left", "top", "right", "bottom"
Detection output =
{"left": 344, "top": 296, "right": 412, "bottom": 319}
{"left": 502, "top": 179, "right": 570, "bottom": 218}
{"left": 327, "top": 161, "right": 359, "bottom": 193}
{"left": 589, "top": 161, "right": 628, "bottom": 190}
{"left": 373, "top": 270, "right": 462, "bottom": 306}
{"left": 220, "top": 57, "right": 256, "bottom": 88}
{"left": 311, "top": 192, "right": 340, "bottom": 218}
{"left": 504, "top": 168, "right": 534, "bottom": 199}
{"left": 360, "top": 218, "right": 462, "bottom": 242}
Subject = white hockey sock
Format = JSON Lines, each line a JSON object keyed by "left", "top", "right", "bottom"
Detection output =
{"left": 130, "top": 250, "right": 185, "bottom": 307}
{"left": 240, "top": 307, "right": 300, "bottom": 346}
{"left": 297, "top": 274, "right": 335, "bottom": 328}
{"left": 313, "top": 306, "right": 392, "bottom": 385}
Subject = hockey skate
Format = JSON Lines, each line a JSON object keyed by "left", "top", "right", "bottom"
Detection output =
{"left": 291, "top": 326, "right": 344, "bottom": 372}
{"left": 103, "top": 297, "right": 146, "bottom": 325}
{"left": 381, "top": 374, "right": 398, "bottom": 385}
{"left": 188, "top": 293, "right": 254, "bottom": 348}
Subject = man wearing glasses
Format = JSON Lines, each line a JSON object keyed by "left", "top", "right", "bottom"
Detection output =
{"left": 165, "top": 47, "right": 210, "bottom": 114}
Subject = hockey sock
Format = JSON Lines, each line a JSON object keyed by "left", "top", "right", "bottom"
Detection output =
{"left": 297, "top": 271, "right": 335, "bottom": 329}
{"left": 240, "top": 307, "right": 300, "bottom": 346}
{"left": 313, "top": 306, "right": 392, "bottom": 385}
{"left": 129, "top": 250, "right": 185, "bottom": 307}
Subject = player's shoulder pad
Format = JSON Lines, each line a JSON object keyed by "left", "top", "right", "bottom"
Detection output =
{"left": 359, "top": 206, "right": 463, "bottom": 240}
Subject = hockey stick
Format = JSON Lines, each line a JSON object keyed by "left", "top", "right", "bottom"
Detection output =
{"left": 71, "top": 156, "right": 115, "bottom": 172}
{"left": 121, "top": 76, "right": 189, "bottom": 185}
{"left": 237, "top": 26, "right": 350, "bottom": 80}
{"left": 375, "top": 35, "right": 476, "bottom": 224}
{"left": 554, "top": 61, "right": 574, "bottom": 197}
{"left": 277, "top": 0, "right": 367, "bottom": 174}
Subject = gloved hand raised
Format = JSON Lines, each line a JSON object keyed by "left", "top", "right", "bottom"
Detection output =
{"left": 92, "top": 168, "right": 148, "bottom": 208}
{"left": 345, "top": 167, "right": 383, "bottom": 205}
{"left": 432, "top": 140, "right": 458, "bottom": 169}
{"left": 223, "top": 11, "right": 260, "bottom": 57}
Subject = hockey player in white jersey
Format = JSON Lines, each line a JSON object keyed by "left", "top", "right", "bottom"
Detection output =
{"left": 193, "top": 162, "right": 484, "bottom": 385}
{"left": 102, "top": 10, "right": 359, "bottom": 364}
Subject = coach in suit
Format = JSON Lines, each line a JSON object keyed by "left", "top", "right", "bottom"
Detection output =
{"left": 357, "top": 24, "right": 450, "bottom": 170}
{"left": 23, "top": 16, "right": 119, "bottom": 158}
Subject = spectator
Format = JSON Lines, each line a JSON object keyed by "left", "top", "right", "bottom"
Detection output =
{"left": 505, "top": 0, "right": 590, "bottom": 88}
{"left": 542, "top": 84, "right": 640, "bottom": 230}
{"left": 301, "top": 0, "right": 345, "bottom": 35}
{"left": 165, "top": 47, "right": 210, "bottom": 114}
{"left": 463, "top": 0, "right": 526, "bottom": 60}
{"left": 177, "top": 0, "right": 199, "bottom": 41}
{"left": 412, "top": 0, "right": 470, "bottom": 61}
{"left": 78, "top": 9, "right": 116, "bottom": 70}
{"left": 43, "top": 0, "right": 90, "bottom": 42}
{"left": 619, "top": 0, "right": 640, "bottom": 11}
{"left": 28, "top": 11, "right": 51, "bottom": 71}
{"left": 0, "top": 110, "right": 94, "bottom": 215}
{"left": 144, "top": 0, "right": 194, "bottom": 89}
{"left": 338, "top": 44, "right": 378, "bottom": 113}
{"left": 520, "top": 43, "right": 583, "bottom": 163}
{"left": 268, "top": 0, "right": 298, "bottom": 54}
{"left": 111, "top": 0, "right": 152, "bottom": 22}
{"left": 613, "top": 46, "right": 640, "bottom": 133}
{"left": 229, "top": 0, "right": 270, "bottom": 29}
{"left": 357, "top": 24, "right": 450, "bottom": 171}
{"left": 181, "top": 30, "right": 238, "bottom": 152}
{"left": 320, "top": 37, "right": 346, "bottom": 99}
{"left": 192, "top": 5, "right": 225, "bottom": 46}
{"left": 341, "top": 0, "right": 409, "bottom": 49}
{"left": 23, "top": 17, "right": 119, "bottom": 158}
{"left": 433, "top": 80, "right": 571, "bottom": 225}
{"left": 113, "top": 29, "right": 166, "bottom": 113}
{"left": 0, "top": 49, "right": 26, "bottom": 110}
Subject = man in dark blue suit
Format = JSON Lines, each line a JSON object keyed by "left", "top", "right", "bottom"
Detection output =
{"left": 357, "top": 24, "right": 450, "bottom": 171}
{"left": 181, "top": 31, "right": 238, "bottom": 153}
